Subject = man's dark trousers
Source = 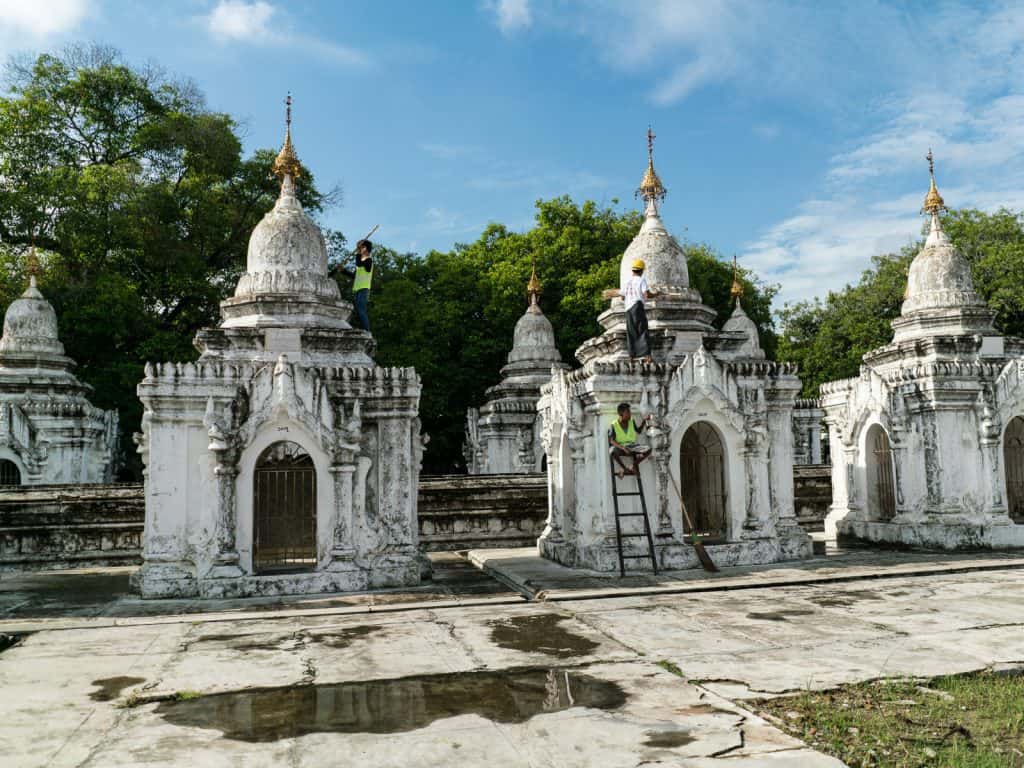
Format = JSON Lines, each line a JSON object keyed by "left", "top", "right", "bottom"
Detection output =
{"left": 354, "top": 288, "right": 370, "bottom": 332}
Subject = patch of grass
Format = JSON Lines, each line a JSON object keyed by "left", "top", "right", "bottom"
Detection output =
{"left": 172, "top": 690, "right": 203, "bottom": 702}
{"left": 758, "top": 670, "right": 1024, "bottom": 767}
{"left": 656, "top": 660, "right": 685, "bottom": 678}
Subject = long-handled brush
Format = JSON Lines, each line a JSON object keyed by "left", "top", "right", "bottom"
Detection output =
{"left": 667, "top": 471, "right": 719, "bottom": 573}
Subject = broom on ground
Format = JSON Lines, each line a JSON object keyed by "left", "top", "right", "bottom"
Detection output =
{"left": 667, "top": 471, "right": 719, "bottom": 573}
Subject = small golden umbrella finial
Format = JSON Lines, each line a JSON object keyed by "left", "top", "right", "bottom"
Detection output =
{"left": 527, "top": 256, "right": 542, "bottom": 305}
{"left": 636, "top": 125, "right": 667, "bottom": 203}
{"left": 730, "top": 255, "right": 744, "bottom": 301}
{"left": 25, "top": 245, "right": 40, "bottom": 279}
{"left": 272, "top": 92, "right": 301, "bottom": 182}
{"left": 922, "top": 148, "right": 946, "bottom": 215}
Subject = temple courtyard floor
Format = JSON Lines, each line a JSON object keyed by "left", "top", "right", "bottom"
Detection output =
{"left": 2, "top": 547, "right": 1023, "bottom": 767}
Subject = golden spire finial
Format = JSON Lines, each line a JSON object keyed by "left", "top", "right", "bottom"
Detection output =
{"left": 730, "top": 255, "right": 744, "bottom": 301}
{"left": 527, "top": 257, "right": 542, "bottom": 305}
{"left": 636, "top": 125, "right": 666, "bottom": 203}
{"left": 272, "top": 92, "right": 301, "bottom": 182}
{"left": 922, "top": 147, "right": 946, "bottom": 215}
{"left": 25, "top": 245, "right": 40, "bottom": 279}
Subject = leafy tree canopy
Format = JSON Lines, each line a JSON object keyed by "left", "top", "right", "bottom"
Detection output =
{"left": 2, "top": 46, "right": 779, "bottom": 478}
{"left": 343, "top": 196, "right": 778, "bottom": 473}
{"left": 0, "top": 45, "right": 331, "bottom": 476}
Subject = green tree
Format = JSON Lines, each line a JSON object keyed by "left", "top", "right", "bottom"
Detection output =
{"left": 0, "top": 45, "right": 332, "bottom": 477}
{"left": 777, "top": 208, "right": 1024, "bottom": 397}
{"left": 346, "top": 196, "right": 778, "bottom": 473}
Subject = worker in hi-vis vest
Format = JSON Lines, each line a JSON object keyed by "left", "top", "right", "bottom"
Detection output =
{"left": 608, "top": 402, "right": 653, "bottom": 478}
{"left": 349, "top": 239, "right": 373, "bottom": 331}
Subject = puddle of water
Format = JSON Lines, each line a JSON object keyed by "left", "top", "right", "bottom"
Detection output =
{"left": 644, "top": 730, "right": 696, "bottom": 748}
{"left": 90, "top": 676, "right": 146, "bottom": 702}
{"left": 745, "top": 610, "right": 815, "bottom": 622}
{"left": 155, "top": 668, "right": 627, "bottom": 742}
{"left": 488, "top": 614, "right": 600, "bottom": 658}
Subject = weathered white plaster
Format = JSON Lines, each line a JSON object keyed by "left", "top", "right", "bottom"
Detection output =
{"left": 792, "top": 399, "right": 826, "bottom": 465}
{"left": 0, "top": 276, "right": 118, "bottom": 484}
{"left": 135, "top": 146, "right": 422, "bottom": 598}
{"left": 538, "top": 155, "right": 811, "bottom": 572}
{"left": 822, "top": 201, "right": 1024, "bottom": 549}
{"left": 465, "top": 277, "right": 568, "bottom": 474}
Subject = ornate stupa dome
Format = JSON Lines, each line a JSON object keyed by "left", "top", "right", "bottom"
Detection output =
{"left": 901, "top": 150, "right": 985, "bottom": 315}
{"left": 506, "top": 267, "right": 562, "bottom": 370}
{"left": 0, "top": 273, "right": 65, "bottom": 357}
{"left": 720, "top": 258, "right": 764, "bottom": 359}
{"left": 219, "top": 95, "right": 352, "bottom": 331}
{"left": 619, "top": 127, "right": 690, "bottom": 293}
{"left": 232, "top": 173, "right": 339, "bottom": 303}
{"left": 892, "top": 151, "right": 994, "bottom": 343}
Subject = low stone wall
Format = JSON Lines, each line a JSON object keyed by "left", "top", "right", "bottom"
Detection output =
{"left": 0, "top": 484, "right": 144, "bottom": 571}
{"left": 794, "top": 464, "right": 832, "bottom": 533}
{"left": 0, "top": 468, "right": 829, "bottom": 571}
{"left": 0, "top": 474, "right": 551, "bottom": 570}
{"left": 417, "top": 473, "right": 547, "bottom": 551}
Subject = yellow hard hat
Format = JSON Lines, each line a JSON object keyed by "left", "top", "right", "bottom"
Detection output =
{"left": 632, "top": 259, "right": 646, "bottom": 271}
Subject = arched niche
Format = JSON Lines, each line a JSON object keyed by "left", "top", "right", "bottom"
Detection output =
{"left": 1003, "top": 415, "right": 1024, "bottom": 524}
{"left": 679, "top": 421, "right": 728, "bottom": 541}
{"left": 252, "top": 440, "right": 317, "bottom": 573}
{"left": 864, "top": 424, "right": 896, "bottom": 521}
{"left": 0, "top": 459, "right": 20, "bottom": 486}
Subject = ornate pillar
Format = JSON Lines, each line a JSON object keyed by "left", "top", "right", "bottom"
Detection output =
{"left": 539, "top": 421, "right": 564, "bottom": 544}
{"left": 651, "top": 429, "right": 674, "bottom": 534}
{"left": 205, "top": 398, "right": 242, "bottom": 577}
{"left": 330, "top": 461, "right": 357, "bottom": 562}
{"left": 211, "top": 462, "right": 239, "bottom": 566}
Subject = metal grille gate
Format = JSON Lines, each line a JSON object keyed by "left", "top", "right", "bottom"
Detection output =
{"left": 679, "top": 422, "right": 728, "bottom": 541}
{"left": 253, "top": 441, "right": 317, "bottom": 573}
{"left": 0, "top": 459, "right": 20, "bottom": 486}
{"left": 1004, "top": 417, "right": 1024, "bottom": 524}
{"left": 868, "top": 425, "right": 896, "bottom": 521}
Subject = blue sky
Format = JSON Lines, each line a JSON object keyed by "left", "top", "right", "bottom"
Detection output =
{"left": 2, "top": 1, "right": 1024, "bottom": 308}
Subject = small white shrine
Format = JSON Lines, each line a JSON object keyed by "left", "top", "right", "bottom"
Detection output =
{"left": 464, "top": 267, "right": 568, "bottom": 474}
{"left": 0, "top": 265, "right": 118, "bottom": 485}
{"left": 537, "top": 132, "right": 812, "bottom": 572}
{"left": 822, "top": 153, "right": 1024, "bottom": 549}
{"left": 134, "top": 104, "right": 423, "bottom": 598}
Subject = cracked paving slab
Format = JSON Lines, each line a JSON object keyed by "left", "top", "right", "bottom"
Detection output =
{"left": 3, "top": 563, "right": 1023, "bottom": 766}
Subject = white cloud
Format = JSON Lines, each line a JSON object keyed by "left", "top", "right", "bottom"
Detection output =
{"left": 202, "top": 1, "right": 367, "bottom": 66}
{"left": 206, "top": 0, "right": 274, "bottom": 41}
{"left": 0, "top": 0, "right": 87, "bottom": 38}
{"left": 708, "top": 2, "right": 1024, "bottom": 307}
{"left": 0, "top": 0, "right": 87, "bottom": 60}
{"left": 744, "top": 76, "right": 1024, "bottom": 306}
{"left": 486, "top": 0, "right": 532, "bottom": 35}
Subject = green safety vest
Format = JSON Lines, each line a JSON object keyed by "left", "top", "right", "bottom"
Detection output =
{"left": 612, "top": 419, "right": 637, "bottom": 444}
{"left": 353, "top": 261, "right": 373, "bottom": 292}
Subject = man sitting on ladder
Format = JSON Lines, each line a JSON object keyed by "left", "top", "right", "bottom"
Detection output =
{"left": 609, "top": 402, "right": 653, "bottom": 478}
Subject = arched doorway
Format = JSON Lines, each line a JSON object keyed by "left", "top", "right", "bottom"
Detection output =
{"left": 0, "top": 459, "right": 20, "bottom": 486}
{"left": 1003, "top": 416, "right": 1024, "bottom": 524}
{"left": 679, "top": 422, "right": 727, "bottom": 541}
{"left": 253, "top": 441, "right": 317, "bottom": 573}
{"left": 865, "top": 424, "right": 896, "bottom": 521}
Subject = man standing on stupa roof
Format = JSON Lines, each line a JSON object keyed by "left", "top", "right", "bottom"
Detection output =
{"left": 335, "top": 238, "right": 374, "bottom": 332}
{"left": 620, "top": 257, "right": 656, "bottom": 362}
